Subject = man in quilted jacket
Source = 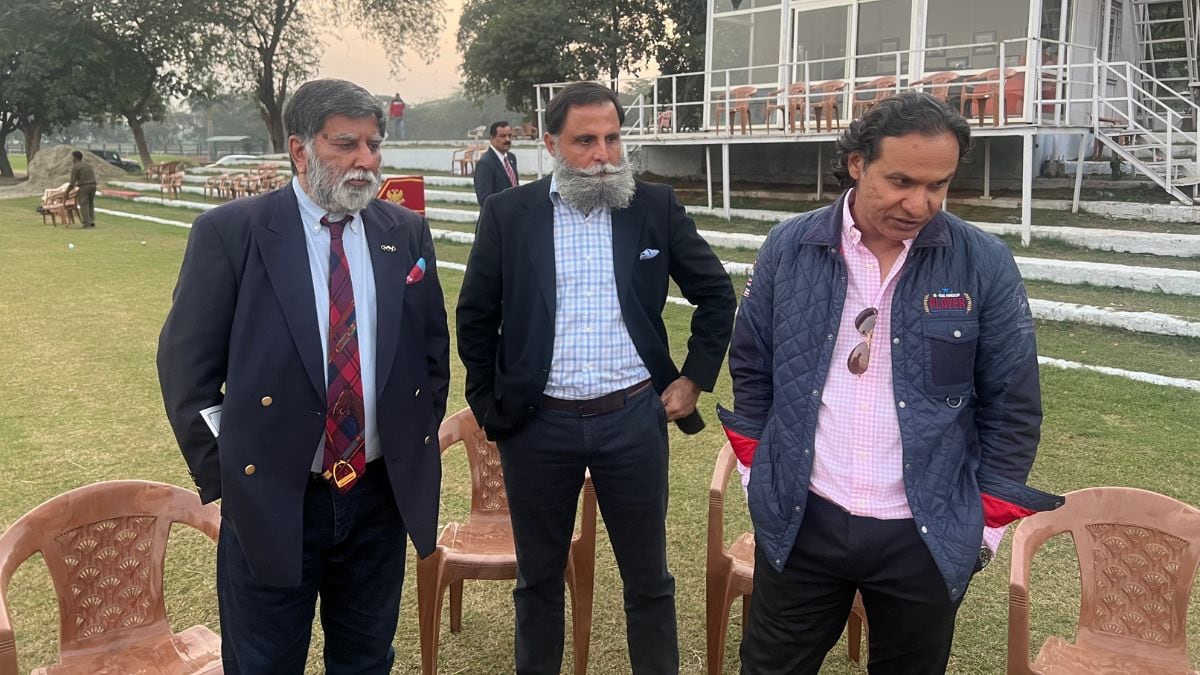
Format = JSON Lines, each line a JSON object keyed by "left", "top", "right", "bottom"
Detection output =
{"left": 720, "top": 92, "right": 1063, "bottom": 674}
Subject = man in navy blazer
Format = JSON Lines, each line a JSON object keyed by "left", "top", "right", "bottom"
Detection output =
{"left": 473, "top": 120, "right": 519, "bottom": 205}
{"left": 157, "top": 79, "right": 449, "bottom": 674}
{"left": 457, "top": 82, "right": 735, "bottom": 674}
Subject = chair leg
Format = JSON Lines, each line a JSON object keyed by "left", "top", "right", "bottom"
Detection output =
{"left": 449, "top": 580, "right": 463, "bottom": 633}
{"left": 847, "top": 611, "right": 862, "bottom": 663}
{"left": 706, "top": 572, "right": 737, "bottom": 675}
{"left": 417, "top": 554, "right": 448, "bottom": 675}
{"left": 566, "top": 561, "right": 594, "bottom": 675}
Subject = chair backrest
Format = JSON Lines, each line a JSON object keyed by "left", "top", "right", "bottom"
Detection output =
{"left": 1012, "top": 487, "right": 1200, "bottom": 665}
{"left": 438, "top": 408, "right": 510, "bottom": 521}
{"left": 812, "top": 80, "right": 846, "bottom": 104}
{"left": 707, "top": 443, "right": 738, "bottom": 566}
{"left": 912, "top": 71, "right": 959, "bottom": 100}
{"left": 0, "top": 481, "right": 219, "bottom": 665}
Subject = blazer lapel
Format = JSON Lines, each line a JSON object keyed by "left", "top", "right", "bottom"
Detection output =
{"left": 257, "top": 185, "right": 325, "bottom": 398}
{"left": 363, "top": 202, "right": 412, "bottom": 396}
{"left": 521, "top": 178, "right": 556, "bottom": 314}
{"left": 610, "top": 189, "right": 647, "bottom": 302}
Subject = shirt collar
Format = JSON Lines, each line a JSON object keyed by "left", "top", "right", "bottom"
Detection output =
{"left": 292, "top": 176, "right": 362, "bottom": 235}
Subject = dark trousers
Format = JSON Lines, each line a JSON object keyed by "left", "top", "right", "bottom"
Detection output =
{"left": 498, "top": 387, "right": 679, "bottom": 674}
{"left": 217, "top": 460, "right": 407, "bottom": 674}
{"left": 740, "top": 492, "right": 965, "bottom": 675}
{"left": 76, "top": 185, "right": 95, "bottom": 227}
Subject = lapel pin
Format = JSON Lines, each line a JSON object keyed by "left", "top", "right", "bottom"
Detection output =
{"left": 380, "top": 244, "right": 397, "bottom": 253}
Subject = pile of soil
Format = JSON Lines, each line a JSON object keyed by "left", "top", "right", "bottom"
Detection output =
{"left": 25, "top": 146, "right": 129, "bottom": 191}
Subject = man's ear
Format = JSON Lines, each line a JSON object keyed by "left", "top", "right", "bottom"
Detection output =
{"left": 289, "top": 136, "right": 308, "bottom": 175}
{"left": 847, "top": 152, "right": 865, "bottom": 182}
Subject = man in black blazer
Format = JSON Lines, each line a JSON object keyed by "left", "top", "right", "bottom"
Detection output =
{"left": 457, "top": 82, "right": 736, "bottom": 674}
{"left": 473, "top": 120, "right": 519, "bottom": 205}
{"left": 157, "top": 79, "right": 449, "bottom": 674}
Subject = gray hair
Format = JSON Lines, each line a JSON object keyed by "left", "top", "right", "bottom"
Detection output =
{"left": 285, "top": 78, "right": 385, "bottom": 144}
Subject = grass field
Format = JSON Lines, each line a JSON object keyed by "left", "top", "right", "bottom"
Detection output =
{"left": 1, "top": 198, "right": 1198, "bottom": 674}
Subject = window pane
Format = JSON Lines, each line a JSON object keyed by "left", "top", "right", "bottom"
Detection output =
{"left": 925, "top": 0, "right": 1030, "bottom": 71}
{"left": 714, "top": 0, "right": 780, "bottom": 14}
{"left": 793, "top": 5, "right": 848, "bottom": 81}
{"left": 857, "top": 0, "right": 911, "bottom": 77}
{"left": 713, "top": 10, "right": 782, "bottom": 86}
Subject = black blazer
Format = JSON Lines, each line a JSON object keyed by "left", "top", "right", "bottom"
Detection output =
{"left": 157, "top": 185, "right": 450, "bottom": 587}
{"left": 456, "top": 176, "right": 736, "bottom": 441}
{"left": 473, "top": 147, "right": 518, "bottom": 206}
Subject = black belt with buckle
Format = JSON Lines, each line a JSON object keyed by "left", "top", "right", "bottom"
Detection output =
{"left": 540, "top": 379, "right": 654, "bottom": 417}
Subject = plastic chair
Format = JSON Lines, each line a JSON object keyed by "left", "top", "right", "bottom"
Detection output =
{"left": 809, "top": 80, "right": 847, "bottom": 132}
{"left": 852, "top": 76, "right": 898, "bottom": 119}
{"left": 909, "top": 71, "right": 960, "bottom": 102}
{"left": 656, "top": 109, "right": 674, "bottom": 133}
{"left": 40, "top": 188, "right": 71, "bottom": 227}
{"left": 765, "top": 83, "right": 808, "bottom": 133}
{"left": 0, "top": 480, "right": 222, "bottom": 675}
{"left": 715, "top": 86, "right": 758, "bottom": 135}
{"left": 960, "top": 68, "right": 1018, "bottom": 126}
{"left": 417, "top": 408, "right": 597, "bottom": 675}
{"left": 706, "top": 443, "right": 867, "bottom": 673}
{"left": 1008, "top": 487, "right": 1200, "bottom": 674}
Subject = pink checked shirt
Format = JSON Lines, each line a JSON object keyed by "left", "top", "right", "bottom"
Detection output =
{"left": 807, "top": 191, "right": 1004, "bottom": 552}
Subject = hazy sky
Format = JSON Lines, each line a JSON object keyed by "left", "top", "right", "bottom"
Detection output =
{"left": 318, "top": 1, "right": 466, "bottom": 103}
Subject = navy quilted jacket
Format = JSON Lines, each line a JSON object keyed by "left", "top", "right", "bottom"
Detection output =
{"left": 720, "top": 192, "right": 1063, "bottom": 601}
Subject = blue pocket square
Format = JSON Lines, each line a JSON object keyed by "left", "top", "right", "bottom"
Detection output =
{"left": 639, "top": 248, "right": 660, "bottom": 261}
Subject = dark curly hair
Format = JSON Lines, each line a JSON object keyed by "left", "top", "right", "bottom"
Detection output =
{"left": 831, "top": 92, "right": 972, "bottom": 189}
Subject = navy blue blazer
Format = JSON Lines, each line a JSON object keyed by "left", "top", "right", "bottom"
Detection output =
{"left": 157, "top": 184, "right": 450, "bottom": 587}
{"left": 473, "top": 147, "right": 518, "bottom": 206}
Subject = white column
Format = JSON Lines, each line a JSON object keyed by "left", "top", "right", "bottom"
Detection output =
{"left": 722, "top": 143, "right": 731, "bottom": 220}
{"left": 706, "top": 146, "right": 714, "bottom": 210}
{"left": 983, "top": 138, "right": 992, "bottom": 199}
{"left": 1021, "top": 133, "right": 1034, "bottom": 247}
{"left": 1072, "top": 132, "right": 1087, "bottom": 213}
{"left": 817, "top": 143, "right": 824, "bottom": 201}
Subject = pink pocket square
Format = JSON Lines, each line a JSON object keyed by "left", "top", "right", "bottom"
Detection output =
{"left": 406, "top": 257, "right": 426, "bottom": 285}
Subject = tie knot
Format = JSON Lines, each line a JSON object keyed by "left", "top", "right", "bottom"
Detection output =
{"left": 321, "top": 214, "right": 353, "bottom": 239}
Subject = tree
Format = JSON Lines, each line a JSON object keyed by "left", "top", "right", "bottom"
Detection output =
{"left": 40, "top": 0, "right": 224, "bottom": 169}
{"left": 218, "top": 0, "right": 446, "bottom": 152}
{"left": 457, "top": 0, "right": 702, "bottom": 116}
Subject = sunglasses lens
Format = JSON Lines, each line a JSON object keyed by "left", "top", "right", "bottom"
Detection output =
{"left": 855, "top": 307, "right": 878, "bottom": 335}
{"left": 848, "top": 341, "right": 871, "bottom": 375}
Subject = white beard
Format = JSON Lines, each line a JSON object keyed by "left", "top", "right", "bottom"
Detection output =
{"left": 551, "top": 145, "right": 636, "bottom": 213}
{"left": 304, "top": 144, "right": 381, "bottom": 217}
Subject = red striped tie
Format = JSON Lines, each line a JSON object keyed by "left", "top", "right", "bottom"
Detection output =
{"left": 321, "top": 214, "right": 366, "bottom": 492}
{"left": 503, "top": 156, "right": 518, "bottom": 187}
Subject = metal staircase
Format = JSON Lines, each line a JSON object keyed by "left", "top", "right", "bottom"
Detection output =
{"left": 1094, "top": 60, "right": 1200, "bottom": 204}
{"left": 1132, "top": 0, "right": 1198, "bottom": 113}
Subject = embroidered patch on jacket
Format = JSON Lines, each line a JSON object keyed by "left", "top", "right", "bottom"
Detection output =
{"left": 923, "top": 289, "right": 973, "bottom": 315}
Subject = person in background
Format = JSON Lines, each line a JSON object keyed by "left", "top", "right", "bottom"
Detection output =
{"left": 473, "top": 120, "right": 519, "bottom": 206}
{"left": 389, "top": 93, "right": 407, "bottom": 140}
{"left": 66, "top": 150, "right": 97, "bottom": 229}
{"left": 720, "top": 92, "right": 1063, "bottom": 674}
{"left": 158, "top": 78, "right": 449, "bottom": 674}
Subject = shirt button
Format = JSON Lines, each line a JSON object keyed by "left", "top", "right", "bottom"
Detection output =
{"left": 893, "top": 337, "right": 900, "bottom": 345}
{"left": 898, "top": 400, "right": 907, "bottom": 409}
{"left": 920, "top": 525, "right": 929, "bottom": 534}
{"left": 244, "top": 464, "right": 256, "bottom": 476}
{"left": 261, "top": 396, "right": 273, "bottom": 407}
{"left": 953, "top": 330, "right": 962, "bottom": 338}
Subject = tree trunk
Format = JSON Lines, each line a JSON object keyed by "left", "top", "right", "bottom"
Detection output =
{"left": 126, "top": 114, "right": 153, "bottom": 169}
{"left": 264, "top": 104, "right": 285, "bottom": 152}
{"left": 0, "top": 144, "right": 12, "bottom": 179}
{"left": 20, "top": 121, "right": 43, "bottom": 162}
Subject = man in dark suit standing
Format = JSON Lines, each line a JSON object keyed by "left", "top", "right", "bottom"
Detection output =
{"left": 473, "top": 120, "right": 519, "bottom": 205}
{"left": 457, "top": 81, "right": 736, "bottom": 674}
{"left": 157, "top": 78, "right": 450, "bottom": 674}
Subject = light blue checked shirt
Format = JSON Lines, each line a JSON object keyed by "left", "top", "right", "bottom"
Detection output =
{"left": 293, "top": 177, "right": 380, "bottom": 471}
{"left": 543, "top": 175, "right": 651, "bottom": 400}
